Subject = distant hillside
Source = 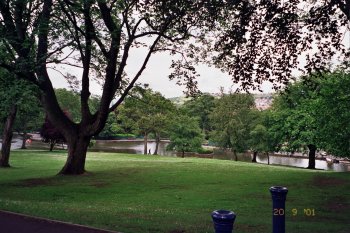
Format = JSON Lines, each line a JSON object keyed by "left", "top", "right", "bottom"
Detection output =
{"left": 168, "top": 96, "right": 191, "bottom": 106}
{"left": 168, "top": 93, "right": 274, "bottom": 109}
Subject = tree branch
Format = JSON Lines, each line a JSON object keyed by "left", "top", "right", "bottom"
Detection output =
{"left": 110, "top": 34, "right": 162, "bottom": 112}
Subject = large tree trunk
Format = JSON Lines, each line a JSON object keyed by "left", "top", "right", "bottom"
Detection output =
{"left": 153, "top": 133, "right": 160, "bottom": 155}
{"left": 143, "top": 133, "right": 148, "bottom": 155}
{"left": 252, "top": 151, "right": 257, "bottom": 163}
{"left": 307, "top": 144, "right": 316, "bottom": 169}
{"left": 59, "top": 135, "right": 90, "bottom": 175}
{"left": 0, "top": 105, "right": 17, "bottom": 168}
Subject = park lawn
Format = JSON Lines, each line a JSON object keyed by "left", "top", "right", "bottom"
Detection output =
{"left": 0, "top": 150, "right": 349, "bottom": 233}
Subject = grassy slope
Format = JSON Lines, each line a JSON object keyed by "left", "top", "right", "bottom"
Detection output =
{"left": 0, "top": 150, "right": 349, "bottom": 233}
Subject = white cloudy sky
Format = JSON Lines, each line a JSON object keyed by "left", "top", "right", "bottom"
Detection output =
{"left": 48, "top": 46, "right": 275, "bottom": 98}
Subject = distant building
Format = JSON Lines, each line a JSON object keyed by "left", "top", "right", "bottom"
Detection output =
{"left": 254, "top": 93, "right": 273, "bottom": 110}
{"left": 169, "top": 93, "right": 274, "bottom": 110}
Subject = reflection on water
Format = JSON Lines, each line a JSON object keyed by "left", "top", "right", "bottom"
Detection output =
{"left": 9, "top": 138, "right": 349, "bottom": 172}
{"left": 92, "top": 141, "right": 350, "bottom": 172}
{"left": 213, "top": 149, "right": 350, "bottom": 172}
{"left": 91, "top": 140, "right": 175, "bottom": 156}
{"left": 0, "top": 137, "right": 23, "bottom": 150}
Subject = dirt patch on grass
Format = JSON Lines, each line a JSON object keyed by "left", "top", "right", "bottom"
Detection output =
{"left": 312, "top": 176, "right": 348, "bottom": 187}
{"left": 158, "top": 184, "right": 186, "bottom": 189}
{"left": 15, "top": 177, "right": 57, "bottom": 187}
{"left": 89, "top": 181, "right": 109, "bottom": 188}
{"left": 236, "top": 224, "right": 267, "bottom": 233}
{"left": 168, "top": 229, "right": 186, "bottom": 233}
{"left": 325, "top": 196, "right": 350, "bottom": 213}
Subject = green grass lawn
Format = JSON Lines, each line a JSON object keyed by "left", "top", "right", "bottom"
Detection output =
{"left": 0, "top": 150, "right": 349, "bottom": 233}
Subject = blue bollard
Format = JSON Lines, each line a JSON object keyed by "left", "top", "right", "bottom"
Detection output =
{"left": 270, "top": 186, "right": 288, "bottom": 233}
{"left": 211, "top": 210, "right": 236, "bottom": 233}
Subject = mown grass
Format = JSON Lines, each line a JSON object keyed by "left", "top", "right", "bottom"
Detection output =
{"left": 0, "top": 150, "right": 349, "bottom": 233}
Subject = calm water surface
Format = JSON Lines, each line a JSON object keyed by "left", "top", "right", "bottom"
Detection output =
{"left": 92, "top": 140, "right": 350, "bottom": 172}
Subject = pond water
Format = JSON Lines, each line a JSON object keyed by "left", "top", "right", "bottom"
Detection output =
{"left": 93, "top": 140, "right": 350, "bottom": 172}
{"left": 5, "top": 137, "right": 349, "bottom": 172}
{"left": 0, "top": 137, "right": 23, "bottom": 150}
{"left": 213, "top": 150, "right": 350, "bottom": 172}
{"left": 90, "top": 139, "right": 175, "bottom": 156}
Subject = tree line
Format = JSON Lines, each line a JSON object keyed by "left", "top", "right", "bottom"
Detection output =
{"left": 1, "top": 71, "right": 350, "bottom": 169}
{"left": 112, "top": 72, "right": 350, "bottom": 169}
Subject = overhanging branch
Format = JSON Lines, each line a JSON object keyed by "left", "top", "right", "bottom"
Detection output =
{"left": 109, "top": 34, "right": 162, "bottom": 112}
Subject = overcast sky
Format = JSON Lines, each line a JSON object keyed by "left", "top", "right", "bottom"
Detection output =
{"left": 48, "top": 46, "right": 275, "bottom": 98}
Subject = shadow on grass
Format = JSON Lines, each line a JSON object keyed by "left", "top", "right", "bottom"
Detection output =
{"left": 10, "top": 176, "right": 61, "bottom": 187}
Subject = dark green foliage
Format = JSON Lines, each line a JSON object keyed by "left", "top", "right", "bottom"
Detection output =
{"left": 270, "top": 71, "right": 350, "bottom": 158}
{"left": 182, "top": 93, "right": 215, "bottom": 139}
{"left": 196, "top": 147, "right": 213, "bottom": 154}
{"left": 55, "top": 88, "right": 100, "bottom": 124}
{"left": 270, "top": 82, "right": 319, "bottom": 153}
{"left": 0, "top": 69, "right": 43, "bottom": 148}
{"left": 313, "top": 72, "right": 350, "bottom": 157}
{"left": 98, "top": 113, "right": 124, "bottom": 138}
{"left": 209, "top": 93, "right": 257, "bottom": 156}
{"left": 120, "top": 86, "right": 176, "bottom": 138}
{"left": 166, "top": 115, "right": 203, "bottom": 157}
{"left": 54, "top": 89, "right": 81, "bottom": 123}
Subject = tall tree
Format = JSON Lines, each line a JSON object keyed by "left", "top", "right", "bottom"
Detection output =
{"left": 1, "top": 1, "right": 349, "bottom": 174}
{"left": 0, "top": 69, "right": 39, "bottom": 167}
{"left": 14, "top": 94, "right": 44, "bottom": 149}
{"left": 166, "top": 114, "right": 203, "bottom": 158}
{"left": 270, "top": 72, "right": 350, "bottom": 167}
{"left": 270, "top": 81, "right": 320, "bottom": 169}
{"left": 210, "top": 93, "right": 256, "bottom": 161}
{"left": 313, "top": 72, "right": 350, "bottom": 158}
{"left": 248, "top": 110, "right": 268, "bottom": 163}
{"left": 121, "top": 86, "right": 175, "bottom": 155}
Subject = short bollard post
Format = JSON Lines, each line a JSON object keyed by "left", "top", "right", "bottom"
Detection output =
{"left": 270, "top": 186, "right": 288, "bottom": 233}
{"left": 211, "top": 210, "right": 236, "bottom": 233}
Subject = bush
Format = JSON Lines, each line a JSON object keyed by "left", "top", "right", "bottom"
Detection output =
{"left": 197, "top": 147, "right": 213, "bottom": 154}
{"left": 88, "top": 139, "right": 96, "bottom": 148}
